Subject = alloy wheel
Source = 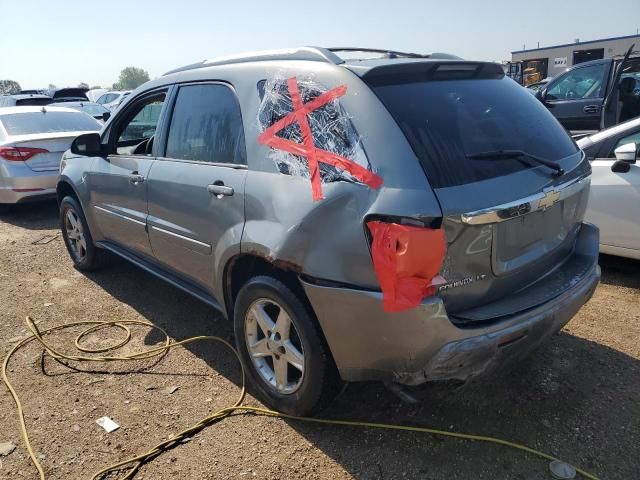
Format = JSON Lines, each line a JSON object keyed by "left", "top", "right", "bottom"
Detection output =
{"left": 64, "top": 208, "right": 87, "bottom": 261}
{"left": 244, "top": 298, "right": 305, "bottom": 394}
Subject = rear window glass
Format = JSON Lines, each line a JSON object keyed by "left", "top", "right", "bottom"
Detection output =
{"left": 371, "top": 75, "right": 579, "bottom": 188}
{"left": 15, "top": 98, "right": 52, "bottom": 106}
{"left": 0, "top": 111, "right": 100, "bottom": 135}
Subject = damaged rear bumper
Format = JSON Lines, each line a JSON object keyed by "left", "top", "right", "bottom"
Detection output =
{"left": 301, "top": 223, "right": 600, "bottom": 385}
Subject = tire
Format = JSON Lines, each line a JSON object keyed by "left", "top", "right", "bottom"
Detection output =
{"left": 60, "top": 196, "right": 106, "bottom": 271}
{"left": 234, "top": 275, "right": 341, "bottom": 416}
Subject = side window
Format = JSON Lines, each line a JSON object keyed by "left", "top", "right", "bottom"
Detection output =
{"left": 113, "top": 93, "right": 165, "bottom": 155}
{"left": 612, "top": 130, "right": 640, "bottom": 157}
{"left": 546, "top": 64, "right": 607, "bottom": 100}
{"left": 96, "top": 94, "right": 109, "bottom": 104}
{"left": 165, "top": 84, "right": 246, "bottom": 164}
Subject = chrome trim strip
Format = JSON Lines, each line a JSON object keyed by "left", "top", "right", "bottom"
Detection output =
{"left": 150, "top": 225, "right": 211, "bottom": 249}
{"left": 461, "top": 174, "right": 591, "bottom": 225}
{"left": 94, "top": 206, "right": 146, "bottom": 226}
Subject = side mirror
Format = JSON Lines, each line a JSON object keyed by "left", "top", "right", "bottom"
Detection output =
{"left": 102, "top": 111, "right": 111, "bottom": 122}
{"left": 71, "top": 133, "right": 105, "bottom": 156}
{"left": 611, "top": 160, "right": 631, "bottom": 173}
{"left": 536, "top": 88, "right": 546, "bottom": 102}
{"left": 613, "top": 142, "right": 637, "bottom": 163}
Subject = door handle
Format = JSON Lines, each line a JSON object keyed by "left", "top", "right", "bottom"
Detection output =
{"left": 207, "top": 182, "right": 234, "bottom": 197}
{"left": 129, "top": 172, "right": 145, "bottom": 184}
{"left": 583, "top": 105, "right": 600, "bottom": 114}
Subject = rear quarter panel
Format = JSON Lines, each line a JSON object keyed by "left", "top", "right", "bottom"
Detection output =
{"left": 199, "top": 61, "right": 444, "bottom": 288}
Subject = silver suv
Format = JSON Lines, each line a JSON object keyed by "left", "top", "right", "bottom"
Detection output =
{"left": 57, "top": 47, "right": 601, "bottom": 415}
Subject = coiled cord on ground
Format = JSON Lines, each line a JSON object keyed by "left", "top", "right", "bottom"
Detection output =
{"left": 2, "top": 316, "right": 599, "bottom": 480}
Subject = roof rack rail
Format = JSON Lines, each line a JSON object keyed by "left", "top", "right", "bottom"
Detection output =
{"left": 162, "top": 47, "right": 464, "bottom": 76}
{"left": 163, "top": 47, "right": 344, "bottom": 76}
{"left": 328, "top": 47, "right": 462, "bottom": 60}
{"left": 328, "top": 47, "right": 427, "bottom": 59}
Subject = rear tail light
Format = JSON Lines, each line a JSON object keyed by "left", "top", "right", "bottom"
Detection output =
{"left": 0, "top": 146, "right": 49, "bottom": 162}
{"left": 367, "top": 220, "right": 447, "bottom": 312}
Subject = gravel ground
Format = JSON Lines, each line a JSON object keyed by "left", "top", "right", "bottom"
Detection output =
{"left": 0, "top": 200, "right": 638, "bottom": 480}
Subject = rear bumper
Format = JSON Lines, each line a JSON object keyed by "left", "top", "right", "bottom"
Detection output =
{"left": 0, "top": 162, "right": 58, "bottom": 204}
{"left": 302, "top": 223, "right": 600, "bottom": 384}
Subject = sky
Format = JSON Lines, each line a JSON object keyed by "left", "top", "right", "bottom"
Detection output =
{"left": 2, "top": 0, "right": 639, "bottom": 89}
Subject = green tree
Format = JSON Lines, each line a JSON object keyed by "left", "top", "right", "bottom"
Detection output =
{"left": 0, "top": 80, "right": 21, "bottom": 95}
{"left": 78, "top": 82, "right": 90, "bottom": 89}
{"left": 113, "top": 67, "right": 150, "bottom": 90}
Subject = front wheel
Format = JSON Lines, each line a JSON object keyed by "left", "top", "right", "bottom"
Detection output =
{"left": 60, "top": 196, "right": 106, "bottom": 271}
{"left": 233, "top": 276, "right": 340, "bottom": 416}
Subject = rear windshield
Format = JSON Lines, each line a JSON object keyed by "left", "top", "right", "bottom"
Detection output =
{"left": 0, "top": 111, "right": 100, "bottom": 135}
{"left": 371, "top": 76, "right": 579, "bottom": 188}
{"left": 15, "top": 98, "right": 52, "bottom": 106}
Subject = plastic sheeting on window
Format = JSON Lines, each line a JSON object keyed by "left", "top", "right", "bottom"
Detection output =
{"left": 257, "top": 75, "right": 382, "bottom": 200}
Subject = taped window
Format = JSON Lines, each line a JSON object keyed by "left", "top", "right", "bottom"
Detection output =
{"left": 257, "top": 77, "right": 379, "bottom": 194}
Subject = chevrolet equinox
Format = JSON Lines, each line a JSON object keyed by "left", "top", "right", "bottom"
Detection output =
{"left": 57, "top": 47, "right": 601, "bottom": 415}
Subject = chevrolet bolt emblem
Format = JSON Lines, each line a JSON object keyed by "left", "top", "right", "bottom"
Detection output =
{"left": 538, "top": 188, "right": 561, "bottom": 210}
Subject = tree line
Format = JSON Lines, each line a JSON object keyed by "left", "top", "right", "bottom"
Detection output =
{"left": 0, "top": 66, "right": 151, "bottom": 95}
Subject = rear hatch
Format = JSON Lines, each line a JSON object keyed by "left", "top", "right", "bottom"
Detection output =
{"left": 0, "top": 110, "right": 101, "bottom": 171}
{"left": 364, "top": 61, "right": 590, "bottom": 320}
{"left": 10, "top": 133, "right": 88, "bottom": 171}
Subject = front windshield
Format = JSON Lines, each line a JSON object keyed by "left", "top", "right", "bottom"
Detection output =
{"left": 79, "top": 104, "right": 108, "bottom": 116}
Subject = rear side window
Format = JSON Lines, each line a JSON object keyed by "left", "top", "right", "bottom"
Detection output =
{"left": 371, "top": 76, "right": 579, "bottom": 188}
{"left": 165, "top": 84, "right": 246, "bottom": 164}
{"left": 0, "top": 111, "right": 100, "bottom": 135}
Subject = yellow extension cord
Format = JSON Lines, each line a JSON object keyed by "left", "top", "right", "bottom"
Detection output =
{"left": 1, "top": 316, "right": 600, "bottom": 480}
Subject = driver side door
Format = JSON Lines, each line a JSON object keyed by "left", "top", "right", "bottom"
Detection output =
{"left": 88, "top": 88, "right": 169, "bottom": 258}
{"left": 543, "top": 62, "right": 610, "bottom": 132}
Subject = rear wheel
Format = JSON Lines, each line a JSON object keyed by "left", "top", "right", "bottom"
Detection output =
{"left": 60, "top": 196, "right": 106, "bottom": 271}
{"left": 234, "top": 275, "right": 340, "bottom": 416}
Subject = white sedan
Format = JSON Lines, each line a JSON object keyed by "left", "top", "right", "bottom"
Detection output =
{"left": 0, "top": 106, "right": 101, "bottom": 207}
{"left": 578, "top": 117, "right": 640, "bottom": 259}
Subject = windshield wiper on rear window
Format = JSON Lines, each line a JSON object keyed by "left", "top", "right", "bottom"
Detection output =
{"left": 466, "top": 150, "right": 565, "bottom": 176}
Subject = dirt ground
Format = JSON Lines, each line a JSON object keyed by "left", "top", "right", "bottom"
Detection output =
{"left": 0, "top": 200, "right": 638, "bottom": 480}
